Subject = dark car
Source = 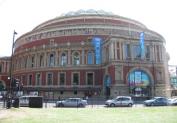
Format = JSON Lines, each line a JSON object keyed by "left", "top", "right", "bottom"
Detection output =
{"left": 56, "top": 98, "right": 87, "bottom": 107}
{"left": 144, "top": 97, "right": 168, "bottom": 106}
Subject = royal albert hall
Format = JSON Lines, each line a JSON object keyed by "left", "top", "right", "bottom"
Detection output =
{"left": 0, "top": 10, "right": 171, "bottom": 99}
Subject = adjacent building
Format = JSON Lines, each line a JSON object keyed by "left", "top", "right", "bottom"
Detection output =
{"left": 0, "top": 57, "right": 11, "bottom": 94}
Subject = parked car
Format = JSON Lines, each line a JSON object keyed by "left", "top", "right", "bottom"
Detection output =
{"left": 105, "top": 96, "right": 134, "bottom": 107}
{"left": 56, "top": 98, "right": 87, "bottom": 107}
{"left": 144, "top": 97, "right": 168, "bottom": 106}
{"left": 168, "top": 97, "right": 177, "bottom": 106}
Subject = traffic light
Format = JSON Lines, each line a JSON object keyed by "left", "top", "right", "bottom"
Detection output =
{"left": 11, "top": 78, "right": 20, "bottom": 91}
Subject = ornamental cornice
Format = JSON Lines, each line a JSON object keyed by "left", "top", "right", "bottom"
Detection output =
{"left": 15, "top": 25, "right": 164, "bottom": 50}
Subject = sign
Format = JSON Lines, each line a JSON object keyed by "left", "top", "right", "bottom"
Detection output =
{"left": 92, "top": 37, "right": 102, "bottom": 64}
{"left": 135, "top": 71, "right": 141, "bottom": 85}
{"left": 104, "top": 75, "right": 111, "bottom": 87}
{"left": 140, "top": 32, "right": 145, "bottom": 59}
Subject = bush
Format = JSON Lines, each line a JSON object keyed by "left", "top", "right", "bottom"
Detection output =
{"left": 29, "top": 96, "right": 43, "bottom": 108}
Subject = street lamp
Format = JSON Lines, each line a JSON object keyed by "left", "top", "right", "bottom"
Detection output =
{"left": 7, "top": 30, "right": 17, "bottom": 108}
{"left": 9, "top": 30, "right": 17, "bottom": 94}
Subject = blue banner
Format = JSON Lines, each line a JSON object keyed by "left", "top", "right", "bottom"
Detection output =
{"left": 104, "top": 75, "right": 111, "bottom": 87}
{"left": 92, "top": 37, "right": 102, "bottom": 64}
{"left": 140, "top": 32, "right": 145, "bottom": 59}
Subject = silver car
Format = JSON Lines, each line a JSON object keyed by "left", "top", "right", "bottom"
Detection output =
{"left": 168, "top": 97, "right": 177, "bottom": 106}
{"left": 56, "top": 98, "right": 87, "bottom": 107}
{"left": 105, "top": 96, "right": 134, "bottom": 107}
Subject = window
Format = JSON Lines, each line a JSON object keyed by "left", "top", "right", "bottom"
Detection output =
{"left": 50, "top": 39, "right": 55, "bottom": 46}
{"left": 36, "top": 73, "right": 41, "bottom": 85}
{"left": 117, "top": 42, "right": 120, "bottom": 60}
{"left": 132, "top": 45, "right": 141, "bottom": 60}
{"left": 156, "top": 45, "right": 160, "bottom": 62}
{"left": 49, "top": 53, "right": 55, "bottom": 66}
{"left": 25, "top": 57, "right": 27, "bottom": 68}
{"left": 73, "top": 73, "right": 79, "bottom": 85}
{"left": 61, "top": 52, "right": 67, "bottom": 66}
{"left": 28, "top": 74, "right": 32, "bottom": 85}
{"left": 87, "top": 73, "right": 94, "bottom": 85}
{"left": 39, "top": 55, "right": 43, "bottom": 67}
{"left": 145, "top": 45, "right": 150, "bottom": 60}
{"left": 47, "top": 73, "right": 53, "bottom": 85}
{"left": 21, "top": 75, "right": 26, "bottom": 85}
{"left": 73, "top": 52, "right": 80, "bottom": 65}
{"left": 87, "top": 51, "right": 93, "bottom": 64}
{"left": 59, "top": 73, "right": 65, "bottom": 85}
{"left": 31, "top": 56, "right": 35, "bottom": 68}
{"left": 124, "top": 44, "right": 131, "bottom": 59}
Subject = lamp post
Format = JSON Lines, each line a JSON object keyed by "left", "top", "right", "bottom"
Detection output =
{"left": 8, "top": 30, "right": 17, "bottom": 108}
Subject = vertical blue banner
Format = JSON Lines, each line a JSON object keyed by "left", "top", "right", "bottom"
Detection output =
{"left": 92, "top": 37, "right": 102, "bottom": 64}
{"left": 140, "top": 32, "right": 145, "bottom": 59}
{"left": 104, "top": 75, "right": 111, "bottom": 87}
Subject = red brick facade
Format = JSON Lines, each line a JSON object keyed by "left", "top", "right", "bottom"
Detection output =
{"left": 0, "top": 10, "right": 170, "bottom": 98}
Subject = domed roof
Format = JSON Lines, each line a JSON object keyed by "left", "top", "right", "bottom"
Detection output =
{"left": 15, "top": 9, "right": 165, "bottom": 51}
{"left": 33, "top": 9, "right": 146, "bottom": 31}
{"left": 61, "top": 9, "right": 115, "bottom": 17}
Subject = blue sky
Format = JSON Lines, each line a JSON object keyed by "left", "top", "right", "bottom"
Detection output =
{"left": 0, "top": 0, "right": 176, "bottom": 65}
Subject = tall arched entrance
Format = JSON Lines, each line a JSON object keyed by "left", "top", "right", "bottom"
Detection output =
{"left": 128, "top": 70, "right": 151, "bottom": 97}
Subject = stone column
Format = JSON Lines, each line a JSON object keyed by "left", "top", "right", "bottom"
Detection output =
{"left": 35, "top": 53, "right": 38, "bottom": 68}
{"left": 119, "top": 42, "right": 123, "bottom": 60}
{"left": 82, "top": 48, "right": 85, "bottom": 64}
{"left": 55, "top": 50, "right": 58, "bottom": 66}
{"left": 68, "top": 50, "right": 71, "bottom": 65}
{"left": 44, "top": 52, "right": 47, "bottom": 67}
{"left": 109, "top": 42, "right": 114, "bottom": 60}
{"left": 114, "top": 41, "right": 117, "bottom": 60}
{"left": 27, "top": 55, "right": 29, "bottom": 68}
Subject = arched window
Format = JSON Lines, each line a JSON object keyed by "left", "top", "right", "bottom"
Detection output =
{"left": 61, "top": 52, "right": 67, "bottom": 66}
{"left": 31, "top": 56, "right": 35, "bottom": 68}
{"left": 39, "top": 55, "right": 44, "bottom": 67}
{"left": 128, "top": 70, "right": 150, "bottom": 97}
{"left": 25, "top": 57, "right": 27, "bottom": 68}
{"left": 49, "top": 53, "right": 55, "bottom": 66}
{"left": 87, "top": 51, "right": 93, "bottom": 64}
{"left": 28, "top": 74, "right": 32, "bottom": 85}
{"left": 35, "top": 73, "right": 41, "bottom": 86}
{"left": 72, "top": 52, "right": 80, "bottom": 65}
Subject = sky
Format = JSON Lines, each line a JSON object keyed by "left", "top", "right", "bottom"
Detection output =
{"left": 0, "top": 0, "right": 177, "bottom": 65}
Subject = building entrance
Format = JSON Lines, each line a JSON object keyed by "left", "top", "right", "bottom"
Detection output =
{"left": 128, "top": 70, "right": 151, "bottom": 97}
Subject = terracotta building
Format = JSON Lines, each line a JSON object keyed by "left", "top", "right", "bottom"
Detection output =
{"left": 0, "top": 57, "right": 11, "bottom": 93}
{"left": 0, "top": 10, "right": 171, "bottom": 99}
